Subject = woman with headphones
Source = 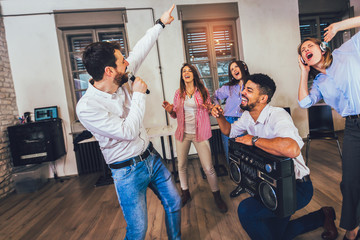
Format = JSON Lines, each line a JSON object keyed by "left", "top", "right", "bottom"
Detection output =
{"left": 298, "top": 16, "right": 360, "bottom": 240}
{"left": 213, "top": 60, "right": 250, "bottom": 198}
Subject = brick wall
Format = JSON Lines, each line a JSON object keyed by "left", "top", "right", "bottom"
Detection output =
{"left": 0, "top": 15, "right": 19, "bottom": 199}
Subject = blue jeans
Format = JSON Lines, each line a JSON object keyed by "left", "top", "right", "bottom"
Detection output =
{"left": 221, "top": 116, "right": 239, "bottom": 164}
{"left": 111, "top": 150, "right": 181, "bottom": 240}
{"left": 238, "top": 181, "right": 324, "bottom": 240}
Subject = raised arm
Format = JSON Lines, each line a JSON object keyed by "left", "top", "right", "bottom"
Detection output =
{"left": 324, "top": 16, "right": 360, "bottom": 42}
{"left": 298, "top": 55, "right": 311, "bottom": 102}
{"left": 211, "top": 105, "right": 231, "bottom": 136}
{"left": 126, "top": 4, "right": 175, "bottom": 74}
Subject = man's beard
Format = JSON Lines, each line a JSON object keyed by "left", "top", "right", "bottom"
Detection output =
{"left": 240, "top": 103, "right": 255, "bottom": 111}
{"left": 240, "top": 100, "right": 257, "bottom": 111}
{"left": 113, "top": 71, "right": 129, "bottom": 87}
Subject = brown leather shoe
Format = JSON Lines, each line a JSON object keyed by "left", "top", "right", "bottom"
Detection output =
{"left": 212, "top": 190, "right": 228, "bottom": 213}
{"left": 343, "top": 230, "right": 360, "bottom": 240}
{"left": 181, "top": 189, "right": 191, "bottom": 207}
{"left": 321, "top": 207, "right": 338, "bottom": 240}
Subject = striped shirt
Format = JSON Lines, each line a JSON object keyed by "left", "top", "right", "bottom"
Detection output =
{"left": 172, "top": 88, "right": 212, "bottom": 142}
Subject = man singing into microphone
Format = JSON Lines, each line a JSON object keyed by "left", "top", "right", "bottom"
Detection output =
{"left": 76, "top": 5, "right": 181, "bottom": 240}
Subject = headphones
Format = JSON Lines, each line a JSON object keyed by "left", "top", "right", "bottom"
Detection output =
{"left": 300, "top": 56, "right": 306, "bottom": 65}
{"left": 240, "top": 61, "right": 249, "bottom": 74}
{"left": 319, "top": 42, "right": 327, "bottom": 52}
{"left": 301, "top": 42, "right": 328, "bottom": 65}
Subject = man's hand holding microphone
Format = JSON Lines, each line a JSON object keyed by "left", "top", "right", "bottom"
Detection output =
{"left": 132, "top": 77, "right": 148, "bottom": 94}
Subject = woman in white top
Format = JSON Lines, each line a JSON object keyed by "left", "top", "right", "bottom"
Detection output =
{"left": 162, "top": 63, "right": 227, "bottom": 213}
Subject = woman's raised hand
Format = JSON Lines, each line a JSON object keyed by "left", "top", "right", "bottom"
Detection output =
{"left": 162, "top": 101, "right": 174, "bottom": 113}
{"left": 324, "top": 23, "right": 340, "bottom": 43}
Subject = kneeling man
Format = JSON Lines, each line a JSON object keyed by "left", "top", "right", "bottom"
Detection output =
{"left": 211, "top": 73, "right": 338, "bottom": 240}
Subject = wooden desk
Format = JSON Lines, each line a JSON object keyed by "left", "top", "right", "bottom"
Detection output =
{"left": 147, "top": 125, "right": 178, "bottom": 182}
{"left": 147, "top": 125, "right": 228, "bottom": 181}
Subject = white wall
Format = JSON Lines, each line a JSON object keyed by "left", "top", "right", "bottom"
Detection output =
{"left": 0, "top": 0, "right": 315, "bottom": 176}
{"left": 351, "top": 0, "right": 360, "bottom": 33}
{"left": 3, "top": 13, "right": 77, "bottom": 176}
{"left": 237, "top": 0, "right": 308, "bottom": 133}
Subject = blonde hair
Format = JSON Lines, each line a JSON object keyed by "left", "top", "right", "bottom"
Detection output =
{"left": 297, "top": 38, "right": 333, "bottom": 69}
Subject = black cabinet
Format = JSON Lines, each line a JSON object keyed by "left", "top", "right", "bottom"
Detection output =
{"left": 7, "top": 119, "right": 66, "bottom": 166}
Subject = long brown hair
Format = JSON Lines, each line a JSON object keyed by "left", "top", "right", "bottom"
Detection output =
{"left": 298, "top": 38, "right": 333, "bottom": 79}
{"left": 225, "top": 60, "right": 250, "bottom": 87}
{"left": 180, "top": 63, "right": 208, "bottom": 103}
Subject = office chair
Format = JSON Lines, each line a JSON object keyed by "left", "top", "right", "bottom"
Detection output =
{"left": 283, "top": 107, "right": 291, "bottom": 115}
{"left": 306, "top": 104, "right": 342, "bottom": 165}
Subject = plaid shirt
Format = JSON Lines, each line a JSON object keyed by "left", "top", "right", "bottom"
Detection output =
{"left": 172, "top": 88, "right": 212, "bottom": 142}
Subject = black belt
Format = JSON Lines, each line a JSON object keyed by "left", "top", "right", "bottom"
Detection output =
{"left": 296, "top": 175, "right": 311, "bottom": 183}
{"left": 109, "top": 143, "right": 154, "bottom": 169}
{"left": 346, "top": 114, "right": 360, "bottom": 120}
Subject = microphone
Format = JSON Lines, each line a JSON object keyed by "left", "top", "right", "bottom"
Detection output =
{"left": 128, "top": 73, "right": 150, "bottom": 94}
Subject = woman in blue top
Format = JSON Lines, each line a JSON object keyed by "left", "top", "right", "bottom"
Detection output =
{"left": 213, "top": 60, "right": 250, "bottom": 198}
{"left": 298, "top": 16, "right": 360, "bottom": 240}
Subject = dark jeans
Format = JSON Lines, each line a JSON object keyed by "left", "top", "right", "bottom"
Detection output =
{"left": 238, "top": 181, "right": 324, "bottom": 240}
{"left": 340, "top": 117, "right": 360, "bottom": 230}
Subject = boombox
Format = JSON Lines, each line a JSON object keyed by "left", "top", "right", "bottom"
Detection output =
{"left": 229, "top": 138, "right": 296, "bottom": 218}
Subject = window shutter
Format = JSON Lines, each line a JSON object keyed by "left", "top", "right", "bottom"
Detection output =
{"left": 183, "top": 21, "right": 238, "bottom": 93}
{"left": 186, "top": 27, "right": 209, "bottom": 62}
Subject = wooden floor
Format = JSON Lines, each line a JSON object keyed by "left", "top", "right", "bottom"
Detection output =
{"left": 0, "top": 134, "right": 346, "bottom": 240}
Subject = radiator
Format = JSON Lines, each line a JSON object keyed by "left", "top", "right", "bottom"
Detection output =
{"left": 210, "top": 128, "right": 224, "bottom": 155}
{"left": 75, "top": 140, "right": 105, "bottom": 175}
{"left": 74, "top": 129, "right": 224, "bottom": 176}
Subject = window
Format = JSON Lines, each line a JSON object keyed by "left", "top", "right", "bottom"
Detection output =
{"left": 299, "top": 16, "right": 342, "bottom": 49}
{"left": 178, "top": 3, "right": 240, "bottom": 97}
{"left": 183, "top": 21, "right": 238, "bottom": 95}
{"left": 54, "top": 9, "right": 128, "bottom": 115}
{"left": 63, "top": 28, "right": 128, "bottom": 102}
{"left": 298, "top": 0, "right": 354, "bottom": 49}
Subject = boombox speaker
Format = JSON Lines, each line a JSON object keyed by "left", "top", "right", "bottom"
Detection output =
{"left": 228, "top": 138, "right": 296, "bottom": 218}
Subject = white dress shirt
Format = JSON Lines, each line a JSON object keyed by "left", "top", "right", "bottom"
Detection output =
{"left": 76, "top": 24, "right": 163, "bottom": 164}
{"left": 229, "top": 105, "right": 310, "bottom": 179}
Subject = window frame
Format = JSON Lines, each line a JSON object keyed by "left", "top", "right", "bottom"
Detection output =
{"left": 182, "top": 19, "right": 239, "bottom": 95}
{"left": 54, "top": 9, "right": 128, "bottom": 122}
{"left": 57, "top": 26, "right": 129, "bottom": 122}
{"left": 299, "top": 15, "right": 343, "bottom": 49}
{"left": 62, "top": 27, "right": 128, "bottom": 107}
